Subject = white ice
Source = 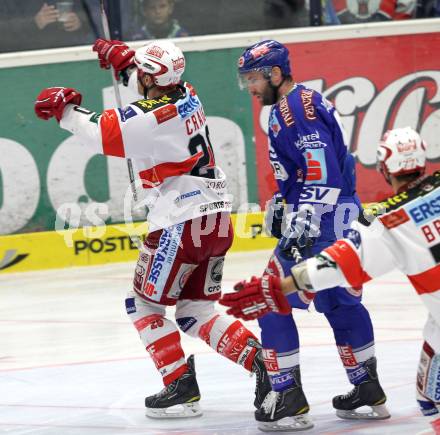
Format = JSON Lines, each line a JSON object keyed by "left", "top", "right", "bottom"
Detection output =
{"left": 0, "top": 250, "right": 436, "bottom": 434}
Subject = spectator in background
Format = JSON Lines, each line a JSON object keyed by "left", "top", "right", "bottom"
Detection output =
{"left": 264, "top": 0, "right": 309, "bottom": 28}
{"left": 416, "top": 0, "right": 440, "bottom": 18}
{"left": 131, "top": 0, "right": 188, "bottom": 40}
{"left": 0, "top": 1, "right": 93, "bottom": 53}
{"left": 326, "top": 0, "right": 416, "bottom": 24}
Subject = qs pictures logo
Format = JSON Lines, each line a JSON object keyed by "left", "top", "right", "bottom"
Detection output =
{"left": 0, "top": 249, "right": 29, "bottom": 271}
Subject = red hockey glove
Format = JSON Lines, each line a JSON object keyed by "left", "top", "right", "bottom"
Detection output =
{"left": 219, "top": 275, "right": 291, "bottom": 320}
{"left": 34, "top": 87, "right": 82, "bottom": 122}
{"left": 92, "top": 38, "right": 135, "bottom": 81}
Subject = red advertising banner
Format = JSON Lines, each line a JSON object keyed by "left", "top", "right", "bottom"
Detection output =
{"left": 252, "top": 32, "right": 440, "bottom": 205}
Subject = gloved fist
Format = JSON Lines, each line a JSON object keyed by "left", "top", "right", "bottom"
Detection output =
{"left": 279, "top": 204, "right": 321, "bottom": 253}
{"left": 34, "top": 87, "right": 82, "bottom": 122}
{"left": 219, "top": 275, "right": 291, "bottom": 320}
{"left": 92, "top": 38, "right": 134, "bottom": 81}
{"left": 264, "top": 192, "right": 285, "bottom": 239}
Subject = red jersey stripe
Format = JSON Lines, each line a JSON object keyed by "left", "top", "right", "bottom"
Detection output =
{"left": 134, "top": 314, "right": 163, "bottom": 332}
{"left": 408, "top": 264, "right": 440, "bottom": 295}
{"left": 139, "top": 151, "right": 203, "bottom": 188}
{"left": 324, "top": 240, "right": 372, "bottom": 288}
{"left": 100, "top": 109, "right": 125, "bottom": 157}
{"left": 163, "top": 363, "right": 188, "bottom": 386}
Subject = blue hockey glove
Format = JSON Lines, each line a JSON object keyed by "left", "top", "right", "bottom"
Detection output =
{"left": 279, "top": 204, "right": 321, "bottom": 252}
{"left": 264, "top": 192, "right": 285, "bottom": 239}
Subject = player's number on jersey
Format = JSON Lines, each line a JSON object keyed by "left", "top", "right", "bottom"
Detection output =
{"left": 188, "top": 125, "right": 216, "bottom": 178}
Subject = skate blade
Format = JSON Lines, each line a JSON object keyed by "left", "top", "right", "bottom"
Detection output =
{"left": 258, "top": 414, "right": 314, "bottom": 432}
{"left": 336, "top": 404, "right": 390, "bottom": 420}
{"left": 145, "top": 402, "right": 202, "bottom": 419}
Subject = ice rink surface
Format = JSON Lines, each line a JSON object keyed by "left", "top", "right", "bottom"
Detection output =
{"left": 0, "top": 250, "right": 436, "bottom": 434}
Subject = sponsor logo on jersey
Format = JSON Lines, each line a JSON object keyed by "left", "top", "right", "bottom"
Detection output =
{"left": 174, "top": 189, "right": 202, "bottom": 205}
{"left": 269, "top": 111, "right": 281, "bottom": 137}
{"left": 295, "top": 131, "right": 327, "bottom": 150}
{"left": 133, "top": 96, "right": 172, "bottom": 113}
{"left": 143, "top": 224, "right": 183, "bottom": 300}
{"left": 146, "top": 45, "right": 164, "bottom": 58}
{"left": 199, "top": 200, "right": 232, "bottom": 213}
{"left": 278, "top": 96, "right": 294, "bottom": 126}
{"left": 176, "top": 316, "right": 197, "bottom": 332}
{"left": 379, "top": 208, "right": 410, "bottom": 229}
{"left": 205, "top": 284, "right": 221, "bottom": 294}
{"left": 117, "top": 106, "right": 138, "bottom": 122}
{"left": 299, "top": 186, "right": 341, "bottom": 205}
{"left": 270, "top": 160, "right": 289, "bottom": 181}
{"left": 304, "top": 148, "right": 328, "bottom": 184}
{"left": 125, "top": 297, "right": 136, "bottom": 314}
{"left": 153, "top": 104, "right": 178, "bottom": 124}
{"left": 407, "top": 190, "right": 440, "bottom": 227}
{"left": 177, "top": 93, "right": 201, "bottom": 119}
{"left": 210, "top": 258, "right": 224, "bottom": 283}
{"left": 205, "top": 179, "right": 226, "bottom": 191}
{"left": 300, "top": 89, "right": 317, "bottom": 121}
{"left": 0, "top": 249, "right": 29, "bottom": 271}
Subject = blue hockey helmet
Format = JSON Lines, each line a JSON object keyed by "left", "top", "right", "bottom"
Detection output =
{"left": 237, "top": 40, "right": 291, "bottom": 78}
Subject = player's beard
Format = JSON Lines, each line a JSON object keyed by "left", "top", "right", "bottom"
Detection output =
{"left": 262, "top": 83, "right": 278, "bottom": 106}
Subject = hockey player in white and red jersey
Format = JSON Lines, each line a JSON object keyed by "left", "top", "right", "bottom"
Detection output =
{"left": 221, "top": 126, "right": 440, "bottom": 419}
{"left": 34, "top": 39, "right": 271, "bottom": 418}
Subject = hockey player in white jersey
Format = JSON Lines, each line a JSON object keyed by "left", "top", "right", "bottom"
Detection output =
{"left": 221, "top": 126, "right": 440, "bottom": 420}
{"left": 34, "top": 39, "right": 271, "bottom": 418}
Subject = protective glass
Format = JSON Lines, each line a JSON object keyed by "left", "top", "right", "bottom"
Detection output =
{"left": 237, "top": 67, "right": 272, "bottom": 91}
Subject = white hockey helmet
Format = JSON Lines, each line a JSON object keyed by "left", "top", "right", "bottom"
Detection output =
{"left": 377, "top": 127, "right": 427, "bottom": 182}
{"left": 134, "top": 40, "right": 185, "bottom": 88}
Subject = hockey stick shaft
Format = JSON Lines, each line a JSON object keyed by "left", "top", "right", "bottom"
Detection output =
{"left": 99, "top": 0, "right": 138, "bottom": 202}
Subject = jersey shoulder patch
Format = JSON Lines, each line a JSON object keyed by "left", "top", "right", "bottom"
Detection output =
{"left": 362, "top": 171, "right": 440, "bottom": 219}
{"left": 132, "top": 88, "right": 184, "bottom": 114}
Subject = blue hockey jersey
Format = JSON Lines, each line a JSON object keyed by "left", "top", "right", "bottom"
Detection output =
{"left": 267, "top": 83, "right": 360, "bottom": 242}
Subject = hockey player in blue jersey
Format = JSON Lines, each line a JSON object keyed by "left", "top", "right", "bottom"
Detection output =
{"left": 234, "top": 40, "right": 388, "bottom": 431}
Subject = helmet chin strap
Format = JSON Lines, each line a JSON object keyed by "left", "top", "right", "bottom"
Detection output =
{"left": 143, "top": 82, "right": 156, "bottom": 99}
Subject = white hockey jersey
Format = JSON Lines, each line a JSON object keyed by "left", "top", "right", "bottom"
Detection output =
{"left": 60, "top": 81, "right": 232, "bottom": 230}
{"left": 304, "top": 171, "right": 440, "bottom": 327}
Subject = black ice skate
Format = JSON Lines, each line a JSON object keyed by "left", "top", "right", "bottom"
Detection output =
{"left": 255, "top": 366, "right": 313, "bottom": 432}
{"left": 145, "top": 354, "right": 202, "bottom": 419}
{"left": 249, "top": 339, "right": 272, "bottom": 409}
{"left": 333, "top": 357, "right": 390, "bottom": 420}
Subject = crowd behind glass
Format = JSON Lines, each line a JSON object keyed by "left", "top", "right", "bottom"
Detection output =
{"left": 0, "top": 0, "right": 438, "bottom": 53}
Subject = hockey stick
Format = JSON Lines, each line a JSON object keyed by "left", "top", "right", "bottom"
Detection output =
{"left": 99, "top": 0, "right": 138, "bottom": 203}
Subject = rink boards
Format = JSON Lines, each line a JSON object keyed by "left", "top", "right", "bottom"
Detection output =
{"left": 0, "top": 212, "right": 276, "bottom": 273}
